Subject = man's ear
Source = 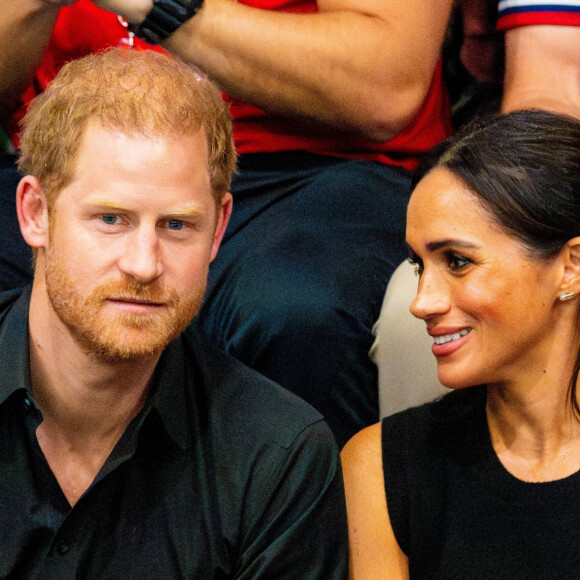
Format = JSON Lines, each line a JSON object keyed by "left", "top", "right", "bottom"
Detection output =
{"left": 210, "top": 192, "right": 233, "bottom": 262}
{"left": 16, "top": 176, "right": 49, "bottom": 250}
{"left": 558, "top": 237, "right": 580, "bottom": 297}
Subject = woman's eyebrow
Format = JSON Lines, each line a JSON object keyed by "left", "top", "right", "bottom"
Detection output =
{"left": 425, "top": 239, "right": 481, "bottom": 252}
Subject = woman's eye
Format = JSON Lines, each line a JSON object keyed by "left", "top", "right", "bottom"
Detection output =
{"left": 101, "top": 214, "right": 121, "bottom": 225}
{"left": 448, "top": 253, "right": 471, "bottom": 270}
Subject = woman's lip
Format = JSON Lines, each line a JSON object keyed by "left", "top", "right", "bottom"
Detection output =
{"left": 427, "top": 326, "right": 471, "bottom": 338}
{"left": 429, "top": 327, "right": 472, "bottom": 357}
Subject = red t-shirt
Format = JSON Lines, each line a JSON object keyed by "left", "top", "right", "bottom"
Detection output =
{"left": 7, "top": 0, "right": 161, "bottom": 146}
{"left": 10, "top": 0, "right": 452, "bottom": 171}
{"left": 229, "top": 0, "right": 452, "bottom": 170}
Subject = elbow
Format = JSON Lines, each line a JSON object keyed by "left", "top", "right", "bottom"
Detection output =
{"left": 359, "top": 110, "right": 420, "bottom": 143}
{"left": 354, "top": 83, "right": 430, "bottom": 143}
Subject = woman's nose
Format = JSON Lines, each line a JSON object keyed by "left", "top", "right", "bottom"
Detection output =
{"left": 409, "top": 268, "right": 450, "bottom": 321}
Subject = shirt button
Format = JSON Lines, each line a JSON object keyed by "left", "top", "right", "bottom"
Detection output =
{"left": 57, "top": 543, "right": 69, "bottom": 555}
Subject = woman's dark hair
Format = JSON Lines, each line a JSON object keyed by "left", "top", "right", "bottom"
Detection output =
{"left": 412, "top": 109, "right": 580, "bottom": 414}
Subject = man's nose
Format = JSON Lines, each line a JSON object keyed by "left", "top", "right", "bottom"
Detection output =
{"left": 118, "top": 227, "right": 163, "bottom": 283}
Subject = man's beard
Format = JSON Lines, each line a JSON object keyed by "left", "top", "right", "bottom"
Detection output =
{"left": 44, "top": 248, "right": 203, "bottom": 363}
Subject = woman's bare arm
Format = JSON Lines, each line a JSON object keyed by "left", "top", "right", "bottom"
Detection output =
{"left": 341, "top": 422, "right": 409, "bottom": 579}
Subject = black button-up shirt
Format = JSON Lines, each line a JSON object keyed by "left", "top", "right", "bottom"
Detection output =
{"left": 0, "top": 287, "right": 348, "bottom": 578}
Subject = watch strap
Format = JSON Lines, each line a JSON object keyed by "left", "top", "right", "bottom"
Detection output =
{"left": 131, "top": 0, "right": 204, "bottom": 44}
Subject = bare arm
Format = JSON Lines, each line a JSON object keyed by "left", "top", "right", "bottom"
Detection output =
{"left": 341, "top": 422, "right": 409, "bottom": 579}
{"left": 94, "top": 0, "right": 454, "bottom": 141}
{"left": 0, "top": 0, "right": 66, "bottom": 126}
{"left": 502, "top": 25, "right": 580, "bottom": 119}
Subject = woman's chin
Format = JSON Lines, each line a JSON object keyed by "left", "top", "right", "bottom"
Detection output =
{"left": 437, "top": 370, "right": 481, "bottom": 391}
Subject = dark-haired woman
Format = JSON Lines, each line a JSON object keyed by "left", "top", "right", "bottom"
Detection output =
{"left": 342, "top": 110, "right": 580, "bottom": 580}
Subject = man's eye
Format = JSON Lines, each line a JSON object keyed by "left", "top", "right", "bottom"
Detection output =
{"left": 166, "top": 220, "right": 185, "bottom": 231}
{"left": 101, "top": 214, "right": 120, "bottom": 225}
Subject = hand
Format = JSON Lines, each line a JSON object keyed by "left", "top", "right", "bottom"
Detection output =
{"left": 90, "top": 0, "right": 153, "bottom": 24}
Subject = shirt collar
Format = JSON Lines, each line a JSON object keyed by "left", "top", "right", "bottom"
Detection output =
{"left": 0, "top": 285, "right": 191, "bottom": 451}
{"left": 0, "top": 286, "right": 33, "bottom": 405}
{"left": 137, "top": 335, "right": 192, "bottom": 451}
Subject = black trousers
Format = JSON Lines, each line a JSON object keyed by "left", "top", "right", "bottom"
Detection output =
{"left": 193, "top": 152, "right": 411, "bottom": 447}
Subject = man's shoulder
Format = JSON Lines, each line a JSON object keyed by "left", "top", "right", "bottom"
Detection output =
{"left": 0, "top": 287, "right": 25, "bottom": 315}
{"left": 0, "top": 287, "right": 27, "bottom": 328}
{"left": 182, "top": 327, "right": 328, "bottom": 450}
{"left": 0, "top": 287, "right": 30, "bottom": 402}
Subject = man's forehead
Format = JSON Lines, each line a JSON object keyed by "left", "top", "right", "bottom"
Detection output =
{"left": 81, "top": 120, "right": 207, "bottom": 149}
{"left": 55, "top": 123, "right": 214, "bottom": 216}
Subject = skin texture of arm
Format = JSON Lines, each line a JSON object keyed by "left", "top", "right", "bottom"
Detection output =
{"left": 502, "top": 24, "right": 580, "bottom": 119}
{"left": 341, "top": 422, "right": 409, "bottom": 579}
{"left": 0, "top": 0, "right": 61, "bottom": 126}
{"left": 94, "top": 0, "right": 454, "bottom": 141}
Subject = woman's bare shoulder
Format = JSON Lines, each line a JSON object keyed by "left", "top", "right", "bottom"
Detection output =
{"left": 341, "top": 422, "right": 409, "bottom": 580}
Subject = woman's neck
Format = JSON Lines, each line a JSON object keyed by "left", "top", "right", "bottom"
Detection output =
{"left": 486, "top": 375, "right": 580, "bottom": 482}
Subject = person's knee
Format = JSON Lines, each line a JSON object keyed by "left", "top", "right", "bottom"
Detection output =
{"left": 245, "top": 273, "right": 345, "bottom": 341}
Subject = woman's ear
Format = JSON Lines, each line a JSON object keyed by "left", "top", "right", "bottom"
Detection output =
{"left": 558, "top": 237, "right": 580, "bottom": 297}
{"left": 16, "top": 176, "right": 49, "bottom": 250}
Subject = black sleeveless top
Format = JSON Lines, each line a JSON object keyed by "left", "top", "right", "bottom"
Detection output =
{"left": 382, "top": 386, "right": 580, "bottom": 580}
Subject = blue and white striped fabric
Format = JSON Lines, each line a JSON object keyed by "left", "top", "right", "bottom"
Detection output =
{"left": 497, "top": 0, "right": 580, "bottom": 29}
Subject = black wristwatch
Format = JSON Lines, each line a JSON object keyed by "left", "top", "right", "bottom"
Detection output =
{"left": 130, "top": 0, "right": 204, "bottom": 45}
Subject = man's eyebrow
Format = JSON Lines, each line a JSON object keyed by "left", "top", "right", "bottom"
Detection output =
{"left": 86, "top": 200, "right": 125, "bottom": 210}
{"left": 164, "top": 207, "right": 206, "bottom": 218}
{"left": 85, "top": 200, "right": 206, "bottom": 217}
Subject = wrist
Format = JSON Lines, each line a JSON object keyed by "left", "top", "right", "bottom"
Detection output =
{"left": 130, "top": 0, "right": 204, "bottom": 44}
{"left": 116, "top": 0, "right": 155, "bottom": 27}
{"left": 41, "top": 0, "right": 77, "bottom": 5}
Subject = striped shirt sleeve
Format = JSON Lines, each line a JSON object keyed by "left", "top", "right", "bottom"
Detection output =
{"left": 497, "top": 0, "right": 580, "bottom": 30}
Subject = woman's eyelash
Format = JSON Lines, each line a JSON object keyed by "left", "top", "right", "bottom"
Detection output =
{"left": 407, "top": 256, "right": 423, "bottom": 276}
{"left": 446, "top": 252, "right": 471, "bottom": 270}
